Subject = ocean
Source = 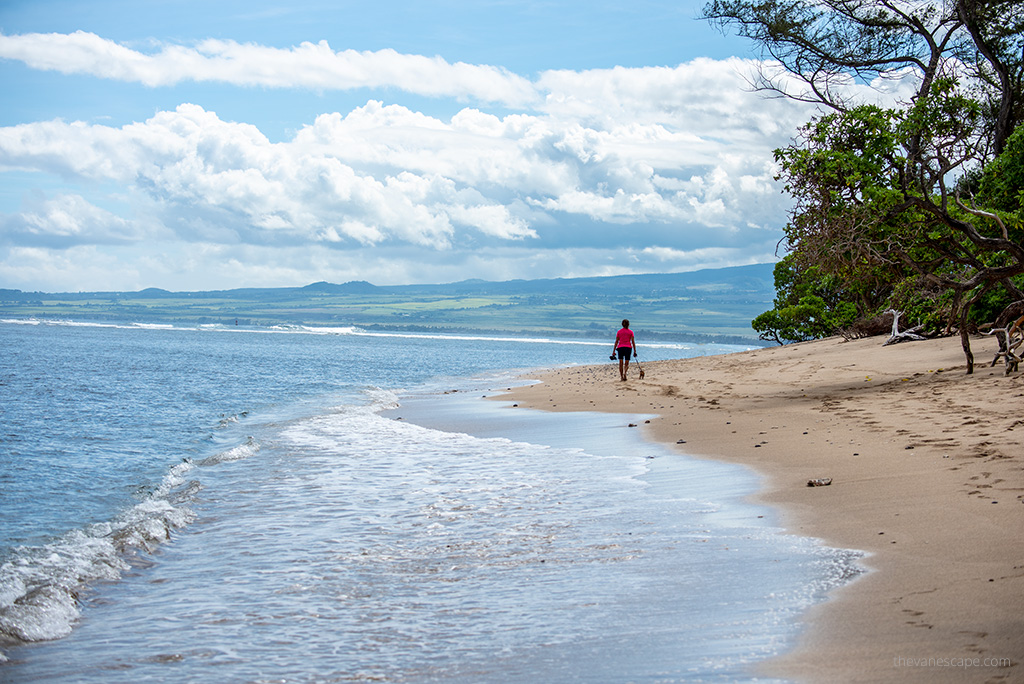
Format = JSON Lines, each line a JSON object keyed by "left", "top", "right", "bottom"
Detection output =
{"left": 0, "top": 319, "right": 860, "bottom": 682}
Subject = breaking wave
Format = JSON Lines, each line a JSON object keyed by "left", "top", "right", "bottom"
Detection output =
{"left": 0, "top": 438, "right": 260, "bottom": 652}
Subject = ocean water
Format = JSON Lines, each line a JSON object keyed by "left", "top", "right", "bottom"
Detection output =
{"left": 0, "top": 319, "right": 861, "bottom": 682}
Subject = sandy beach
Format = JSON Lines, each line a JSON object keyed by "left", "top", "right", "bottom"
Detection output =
{"left": 499, "top": 334, "right": 1023, "bottom": 683}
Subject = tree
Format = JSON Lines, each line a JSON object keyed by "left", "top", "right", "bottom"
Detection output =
{"left": 753, "top": 255, "right": 866, "bottom": 343}
{"left": 702, "top": 0, "right": 1023, "bottom": 151}
{"left": 774, "top": 83, "right": 1024, "bottom": 370}
{"left": 954, "top": 1, "right": 1024, "bottom": 155}
{"left": 704, "top": 0, "right": 1024, "bottom": 372}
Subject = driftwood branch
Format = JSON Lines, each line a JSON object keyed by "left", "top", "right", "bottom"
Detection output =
{"left": 983, "top": 312, "right": 1024, "bottom": 374}
{"left": 882, "top": 309, "right": 926, "bottom": 346}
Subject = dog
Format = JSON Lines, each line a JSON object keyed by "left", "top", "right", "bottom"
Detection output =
{"left": 611, "top": 353, "right": 645, "bottom": 379}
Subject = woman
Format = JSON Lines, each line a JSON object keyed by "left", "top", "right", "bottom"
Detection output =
{"left": 612, "top": 319, "right": 637, "bottom": 381}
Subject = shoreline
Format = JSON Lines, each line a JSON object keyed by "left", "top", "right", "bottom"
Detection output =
{"left": 387, "top": 375, "right": 861, "bottom": 680}
{"left": 497, "top": 335, "right": 1023, "bottom": 683}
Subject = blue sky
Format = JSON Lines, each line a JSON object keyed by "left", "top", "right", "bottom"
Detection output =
{"left": 0, "top": 1, "right": 914, "bottom": 292}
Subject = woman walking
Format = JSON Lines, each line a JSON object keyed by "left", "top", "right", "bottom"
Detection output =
{"left": 612, "top": 319, "right": 638, "bottom": 381}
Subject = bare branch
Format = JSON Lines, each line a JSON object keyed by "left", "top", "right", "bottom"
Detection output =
{"left": 955, "top": 194, "right": 1009, "bottom": 239}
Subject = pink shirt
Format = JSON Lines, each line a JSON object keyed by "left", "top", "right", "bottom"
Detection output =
{"left": 615, "top": 327, "right": 635, "bottom": 349}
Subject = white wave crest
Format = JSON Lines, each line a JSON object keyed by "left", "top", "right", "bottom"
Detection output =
{"left": 363, "top": 387, "right": 402, "bottom": 411}
{"left": 200, "top": 438, "right": 260, "bottom": 466}
{"left": 0, "top": 460, "right": 201, "bottom": 649}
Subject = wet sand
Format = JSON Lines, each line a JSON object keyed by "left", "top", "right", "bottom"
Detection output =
{"left": 498, "top": 335, "right": 1023, "bottom": 683}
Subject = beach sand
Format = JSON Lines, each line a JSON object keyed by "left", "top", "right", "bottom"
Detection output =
{"left": 498, "top": 334, "right": 1023, "bottom": 683}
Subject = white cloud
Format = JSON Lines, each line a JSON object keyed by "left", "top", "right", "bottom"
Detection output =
{"left": 0, "top": 245, "right": 142, "bottom": 292}
{"left": 640, "top": 245, "right": 777, "bottom": 269}
{"left": 0, "top": 30, "right": 912, "bottom": 121}
{"left": 0, "top": 91, "right": 796, "bottom": 255}
{"left": 0, "top": 31, "right": 539, "bottom": 107}
{"left": 539, "top": 59, "right": 772, "bottom": 124}
{"left": 0, "top": 192, "right": 150, "bottom": 247}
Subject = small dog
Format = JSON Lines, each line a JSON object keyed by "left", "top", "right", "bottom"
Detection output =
{"left": 636, "top": 359, "right": 645, "bottom": 379}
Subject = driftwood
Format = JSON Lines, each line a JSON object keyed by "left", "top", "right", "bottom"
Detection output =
{"left": 983, "top": 312, "right": 1024, "bottom": 375}
{"left": 882, "top": 309, "right": 925, "bottom": 346}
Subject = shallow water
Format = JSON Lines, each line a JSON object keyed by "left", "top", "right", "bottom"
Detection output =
{"left": 0, "top": 320, "right": 860, "bottom": 682}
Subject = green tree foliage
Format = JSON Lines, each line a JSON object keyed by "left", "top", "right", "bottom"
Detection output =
{"left": 752, "top": 256, "right": 858, "bottom": 343}
{"left": 977, "top": 125, "right": 1024, "bottom": 212}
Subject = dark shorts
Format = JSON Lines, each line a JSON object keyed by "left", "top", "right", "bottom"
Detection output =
{"left": 616, "top": 347, "right": 632, "bottom": 360}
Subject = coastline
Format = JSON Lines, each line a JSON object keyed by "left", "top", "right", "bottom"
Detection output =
{"left": 497, "top": 335, "right": 1023, "bottom": 683}
{"left": 388, "top": 373, "right": 861, "bottom": 680}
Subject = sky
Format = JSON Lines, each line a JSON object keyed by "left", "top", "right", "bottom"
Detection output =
{"left": 0, "top": 0, "right": 918, "bottom": 292}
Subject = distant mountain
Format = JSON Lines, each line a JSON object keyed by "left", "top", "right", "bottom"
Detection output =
{"left": 136, "top": 287, "right": 174, "bottom": 297}
{"left": 301, "top": 280, "right": 380, "bottom": 294}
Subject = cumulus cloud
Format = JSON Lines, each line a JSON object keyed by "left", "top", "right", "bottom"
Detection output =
{"left": 0, "top": 96, "right": 795, "bottom": 254}
{"left": 0, "top": 192, "right": 150, "bottom": 248}
{"left": 537, "top": 59, "right": 798, "bottom": 136}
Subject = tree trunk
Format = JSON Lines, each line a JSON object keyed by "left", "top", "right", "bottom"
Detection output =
{"left": 960, "top": 318, "right": 975, "bottom": 374}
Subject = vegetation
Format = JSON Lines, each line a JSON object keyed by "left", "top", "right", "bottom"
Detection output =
{"left": 751, "top": 255, "right": 860, "bottom": 344}
{"left": 705, "top": 0, "right": 1024, "bottom": 371}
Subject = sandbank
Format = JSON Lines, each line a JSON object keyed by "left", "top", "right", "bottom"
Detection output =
{"left": 499, "top": 335, "right": 1023, "bottom": 683}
